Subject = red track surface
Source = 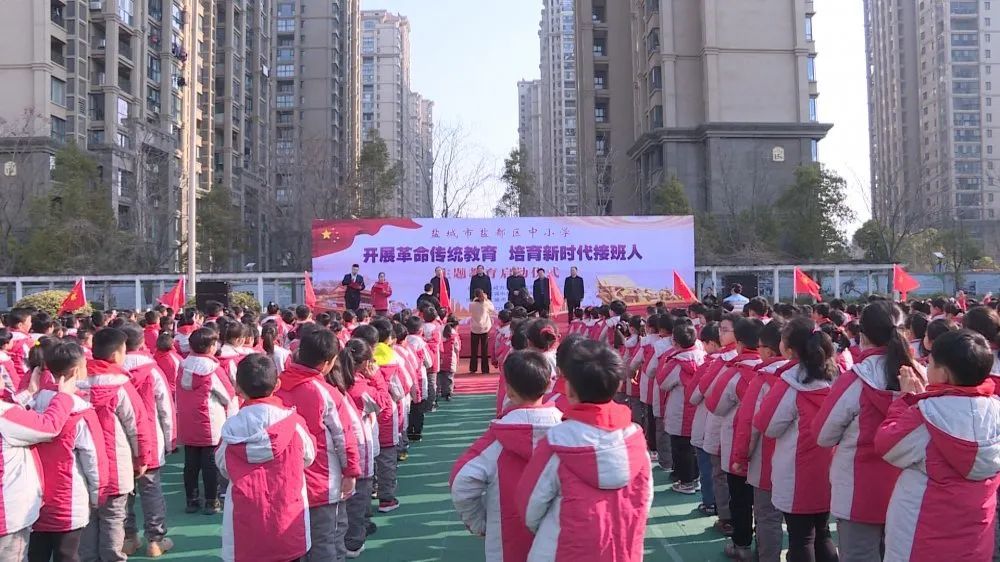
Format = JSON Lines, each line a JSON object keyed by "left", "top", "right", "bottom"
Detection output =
{"left": 452, "top": 371, "right": 501, "bottom": 395}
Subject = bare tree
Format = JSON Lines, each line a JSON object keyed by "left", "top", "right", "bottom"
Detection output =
{"left": 0, "top": 109, "right": 53, "bottom": 272}
{"left": 432, "top": 121, "right": 498, "bottom": 218}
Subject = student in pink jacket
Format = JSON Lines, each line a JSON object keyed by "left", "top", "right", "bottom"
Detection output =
{"left": 451, "top": 350, "right": 563, "bottom": 562}
{"left": 275, "top": 327, "right": 361, "bottom": 561}
{"left": 875, "top": 329, "right": 1000, "bottom": 562}
{"left": 516, "top": 339, "right": 653, "bottom": 562}
{"left": 658, "top": 321, "right": 707, "bottom": 495}
{"left": 218, "top": 354, "right": 317, "bottom": 562}
{"left": 813, "top": 300, "right": 918, "bottom": 561}
{"left": 754, "top": 317, "right": 837, "bottom": 562}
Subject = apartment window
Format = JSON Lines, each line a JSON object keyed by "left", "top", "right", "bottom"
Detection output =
{"left": 276, "top": 64, "right": 293, "bottom": 77}
{"left": 805, "top": 15, "right": 813, "bottom": 41}
{"left": 277, "top": 94, "right": 293, "bottom": 108}
{"left": 277, "top": 19, "right": 294, "bottom": 32}
{"left": 276, "top": 3, "right": 294, "bottom": 17}
{"left": 277, "top": 47, "right": 293, "bottom": 62}
{"left": 147, "top": 55, "right": 161, "bottom": 81}
{"left": 595, "top": 104, "right": 607, "bottom": 122}
{"left": 954, "top": 65, "right": 980, "bottom": 79}
{"left": 87, "top": 130, "right": 105, "bottom": 147}
{"left": 955, "top": 129, "right": 981, "bottom": 142}
{"left": 118, "top": 0, "right": 133, "bottom": 25}
{"left": 955, "top": 112, "right": 981, "bottom": 126}
{"left": 649, "top": 105, "right": 663, "bottom": 128}
{"left": 951, "top": 1, "right": 977, "bottom": 15}
{"left": 645, "top": 29, "right": 660, "bottom": 55}
{"left": 117, "top": 205, "right": 132, "bottom": 231}
{"left": 363, "top": 19, "right": 376, "bottom": 30}
{"left": 50, "top": 38, "right": 66, "bottom": 66}
{"left": 810, "top": 139, "right": 819, "bottom": 161}
{"left": 956, "top": 161, "right": 982, "bottom": 173}
{"left": 648, "top": 66, "right": 662, "bottom": 90}
{"left": 50, "top": 116, "right": 66, "bottom": 142}
{"left": 808, "top": 96, "right": 818, "bottom": 121}
{"left": 952, "top": 32, "right": 979, "bottom": 46}
{"left": 954, "top": 80, "right": 980, "bottom": 94}
{"left": 146, "top": 86, "right": 160, "bottom": 109}
{"left": 807, "top": 57, "right": 816, "bottom": 81}
{"left": 362, "top": 35, "right": 374, "bottom": 53}
{"left": 952, "top": 49, "right": 979, "bottom": 62}
{"left": 50, "top": 77, "right": 66, "bottom": 106}
{"left": 955, "top": 144, "right": 982, "bottom": 157}
{"left": 595, "top": 135, "right": 607, "bottom": 156}
{"left": 954, "top": 97, "right": 981, "bottom": 110}
{"left": 593, "top": 38, "right": 606, "bottom": 57}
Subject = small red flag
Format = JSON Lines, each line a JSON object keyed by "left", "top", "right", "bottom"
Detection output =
{"left": 58, "top": 278, "right": 87, "bottom": 315}
{"left": 438, "top": 271, "right": 451, "bottom": 311}
{"left": 673, "top": 271, "right": 697, "bottom": 302}
{"left": 548, "top": 270, "right": 565, "bottom": 309}
{"left": 892, "top": 264, "right": 920, "bottom": 301}
{"left": 158, "top": 277, "right": 185, "bottom": 311}
{"left": 304, "top": 271, "right": 317, "bottom": 309}
{"left": 794, "top": 268, "right": 823, "bottom": 302}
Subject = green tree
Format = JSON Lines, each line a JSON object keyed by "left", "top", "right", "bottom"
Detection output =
{"left": 356, "top": 133, "right": 402, "bottom": 218}
{"left": 495, "top": 147, "right": 534, "bottom": 217}
{"left": 937, "top": 223, "right": 983, "bottom": 291}
{"left": 197, "top": 183, "right": 242, "bottom": 272}
{"left": 777, "top": 164, "right": 855, "bottom": 261}
{"left": 852, "top": 219, "right": 891, "bottom": 262}
{"left": 15, "top": 144, "right": 141, "bottom": 274}
{"left": 650, "top": 176, "right": 692, "bottom": 215}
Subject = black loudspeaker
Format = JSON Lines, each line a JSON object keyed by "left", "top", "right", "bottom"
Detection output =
{"left": 196, "top": 281, "right": 231, "bottom": 311}
{"left": 721, "top": 274, "right": 759, "bottom": 299}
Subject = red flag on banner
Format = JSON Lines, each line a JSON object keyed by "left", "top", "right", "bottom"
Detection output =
{"left": 673, "top": 271, "right": 697, "bottom": 302}
{"left": 438, "top": 271, "right": 451, "bottom": 311}
{"left": 304, "top": 272, "right": 317, "bottom": 309}
{"left": 548, "top": 271, "right": 565, "bottom": 309}
{"left": 303, "top": 271, "right": 316, "bottom": 308}
{"left": 58, "top": 278, "right": 87, "bottom": 315}
{"left": 793, "top": 268, "right": 823, "bottom": 301}
{"left": 158, "top": 277, "right": 185, "bottom": 311}
{"left": 892, "top": 264, "right": 920, "bottom": 300}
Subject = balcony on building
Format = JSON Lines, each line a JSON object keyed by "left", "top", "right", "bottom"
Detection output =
{"left": 50, "top": 37, "right": 67, "bottom": 66}
{"left": 593, "top": 36, "right": 607, "bottom": 59}
{"left": 51, "top": 0, "right": 66, "bottom": 28}
{"left": 119, "top": 33, "right": 134, "bottom": 62}
{"left": 644, "top": 0, "right": 660, "bottom": 20}
{"left": 118, "top": 66, "right": 133, "bottom": 92}
{"left": 592, "top": 2, "right": 606, "bottom": 28}
{"left": 148, "top": 0, "right": 162, "bottom": 20}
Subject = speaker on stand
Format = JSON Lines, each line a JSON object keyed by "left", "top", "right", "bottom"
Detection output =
{"left": 195, "top": 281, "right": 231, "bottom": 311}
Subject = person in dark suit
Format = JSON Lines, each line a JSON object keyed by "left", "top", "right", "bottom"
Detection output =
{"left": 341, "top": 263, "right": 365, "bottom": 311}
{"left": 429, "top": 266, "right": 451, "bottom": 300}
{"left": 532, "top": 268, "right": 551, "bottom": 317}
{"left": 469, "top": 265, "right": 492, "bottom": 301}
{"left": 506, "top": 267, "right": 527, "bottom": 300}
{"left": 416, "top": 283, "right": 441, "bottom": 312}
{"left": 563, "top": 266, "right": 585, "bottom": 313}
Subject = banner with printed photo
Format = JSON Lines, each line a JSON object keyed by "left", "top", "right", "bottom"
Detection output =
{"left": 310, "top": 216, "right": 695, "bottom": 316}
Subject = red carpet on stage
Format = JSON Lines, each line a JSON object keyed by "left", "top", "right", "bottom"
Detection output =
{"left": 453, "top": 372, "right": 500, "bottom": 395}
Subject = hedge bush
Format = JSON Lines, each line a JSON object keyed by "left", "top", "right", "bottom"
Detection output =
{"left": 14, "top": 290, "right": 94, "bottom": 316}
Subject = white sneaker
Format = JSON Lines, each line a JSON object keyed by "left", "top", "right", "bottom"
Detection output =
{"left": 346, "top": 544, "right": 366, "bottom": 559}
{"left": 671, "top": 481, "right": 701, "bottom": 495}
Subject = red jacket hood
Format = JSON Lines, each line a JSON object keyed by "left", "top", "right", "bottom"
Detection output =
{"left": 850, "top": 350, "right": 900, "bottom": 416}
{"left": 911, "top": 380, "right": 1000, "bottom": 479}
{"left": 280, "top": 362, "right": 325, "bottom": 391}
{"left": 220, "top": 398, "right": 301, "bottom": 464}
{"left": 81, "top": 359, "right": 132, "bottom": 405}
{"left": 779, "top": 361, "right": 832, "bottom": 409}
{"left": 491, "top": 405, "right": 563, "bottom": 461}
{"left": 123, "top": 352, "right": 156, "bottom": 386}
{"left": 552, "top": 402, "right": 645, "bottom": 491}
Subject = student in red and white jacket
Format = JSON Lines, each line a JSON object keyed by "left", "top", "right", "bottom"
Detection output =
{"left": 275, "top": 327, "right": 361, "bottom": 561}
{"left": 29, "top": 341, "right": 109, "bottom": 562}
{"left": 875, "top": 329, "right": 1000, "bottom": 562}
{"left": 753, "top": 317, "right": 838, "bottom": 562}
{"left": 403, "top": 318, "right": 432, "bottom": 440}
{"left": 0, "top": 329, "right": 21, "bottom": 398}
{"left": 813, "top": 300, "right": 917, "bottom": 560}
{"left": 176, "top": 328, "right": 235, "bottom": 514}
{"left": 143, "top": 311, "right": 161, "bottom": 354}
{"left": 439, "top": 321, "right": 461, "bottom": 401}
{"left": 634, "top": 315, "right": 665, "bottom": 458}
{"left": 0, "top": 367, "right": 76, "bottom": 558}
{"left": 339, "top": 339, "right": 388, "bottom": 557}
{"left": 451, "top": 350, "right": 563, "bottom": 562}
{"left": 5, "top": 309, "right": 32, "bottom": 392}
{"left": 962, "top": 305, "right": 1000, "bottom": 377}
{"left": 494, "top": 318, "right": 526, "bottom": 418}
{"left": 78, "top": 328, "right": 155, "bottom": 562}
{"left": 363, "top": 321, "right": 406, "bottom": 513}
{"left": 217, "top": 354, "right": 317, "bottom": 562}
{"left": 620, "top": 317, "right": 644, "bottom": 408}
{"left": 727, "top": 319, "right": 787, "bottom": 562}
{"left": 704, "top": 317, "right": 764, "bottom": 558}
{"left": 121, "top": 324, "right": 176, "bottom": 557}
{"left": 658, "top": 321, "right": 707, "bottom": 495}
{"left": 421, "top": 308, "right": 443, "bottom": 410}
{"left": 516, "top": 339, "right": 653, "bottom": 562}
{"left": 153, "top": 331, "right": 183, "bottom": 394}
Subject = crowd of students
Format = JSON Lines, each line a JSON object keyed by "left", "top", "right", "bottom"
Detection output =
{"left": 0, "top": 299, "right": 462, "bottom": 561}
{"left": 450, "top": 295, "right": 1000, "bottom": 562}
{"left": 2, "top": 291, "right": 1000, "bottom": 561}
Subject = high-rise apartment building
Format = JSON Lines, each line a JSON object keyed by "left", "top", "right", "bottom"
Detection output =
{"left": 271, "top": 0, "right": 360, "bottom": 269}
{"left": 360, "top": 9, "right": 433, "bottom": 217}
{"left": 0, "top": 0, "right": 212, "bottom": 271}
{"left": 628, "top": 0, "right": 830, "bottom": 215}
{"left": 867, "top": 0, "right": 1000, "bottom": 248}
{"left": 537, "top": 0, "right": 580, "bottom": 215}
{"left": 517, "top": 79, "right": 546, "bottom": 215}
{"left": 406, "top": 91, "right": 433, "bottom": 216}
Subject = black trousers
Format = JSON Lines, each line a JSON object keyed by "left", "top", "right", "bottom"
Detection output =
{"left": 184, "top": 445, "right": 219, "bottom": 502}
{"left": 783, "top": 512, "right": 838, "bottom": 562}
{"left": 727, "top": 473, "right": 755, "bottom": 548}
{"left": 642, "top": 404, "right": 657, "bottom": 452}
{"left": 345, "top": 295, "right": 360, "bottom": 312}
{"left": 469, "top": 332, "right": 490, "bottom": 373}
{"left": 566, "top": 299, "right": 581, "bottom": 314}
{"left": 669, "top": 434, "right": 698, "bottom": 484}
{"left": 408, "top": 404, "right": 425, "bottom": 438}
{"left": 28, "top": 529, "right": 83, "bottom": 562}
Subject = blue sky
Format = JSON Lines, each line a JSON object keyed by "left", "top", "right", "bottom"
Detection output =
{"left": 363, "top": 1, "right": 871, "bottom": 227}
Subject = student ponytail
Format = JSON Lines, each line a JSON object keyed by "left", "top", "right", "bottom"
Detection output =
{"left": 527, "top": 318, "right": 559, "bottom": 351}
{"left": 261, "top": 322, "right": 278, "bottom": 355}
{"left": 783, "top": 317, "right": 837, "bottom": 384}
{"left": 337, "top": 339, "right": 373, "bottom": 391}
{"left": 860, "top": 300, "right": 915, "bottom": 391}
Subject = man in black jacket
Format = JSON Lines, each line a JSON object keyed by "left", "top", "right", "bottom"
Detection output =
{"left": 469, "top": 265, "right": 492, "bottom": 301}
{"left": 506, "top": 268, "right": 526, "bottom": 306}
{"left": 429, "top": 266, "right": 451, "bottom": 300}
{"left": 341, "top": 264, "right": 365, "bottom": 311}
{"left": 416, "top": 283, "right": 440, "bottom": 312}
{"left": 563, "top": 266, "right": 585, "bottom": 313}
{"left": 532, "top": 268, "right": 551, "bottom": 317}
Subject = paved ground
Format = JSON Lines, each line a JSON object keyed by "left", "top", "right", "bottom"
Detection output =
{"left": 132, "top": 375, "right": 737, "bottom": 561}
